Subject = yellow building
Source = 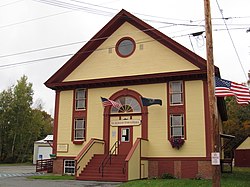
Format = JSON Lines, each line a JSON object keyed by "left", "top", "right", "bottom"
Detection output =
{"left": 45, "top": 9, "right": 227, "bottom": 181}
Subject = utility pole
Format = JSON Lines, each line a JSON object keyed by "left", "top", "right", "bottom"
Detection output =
{"left": 203, "top": 0, "right": 221, "bottom": 187}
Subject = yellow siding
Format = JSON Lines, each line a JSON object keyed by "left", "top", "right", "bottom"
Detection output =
{"left": 86, "top": 89, "right": 105, "bottom": 140}
{"left": 110, "top": 125, "right": 118, "bottom": 148}
{"left": 128, "top": 142, "right": 140, "bottom": 180}
{"left": 141, "top": 139, "right": 149, "bottom": 157}
{"left": 146, "top": 80, "right": 206, "bottom": 157}
{"left": 185, "top": 80, "right": 206, "bottom": 156}
{"left": 64, "top": 22, "right": 198, "bottom": 82}
{"left": 57, "top": 81, "right": 206, "bottom": 158}
{"left": 237, "top": 137, "right": 250, "bottom": 150}
{"left": 57, "top": 91, "right": 75, "bottom": 156}
{"left": 141, "top": 160, "right": 148, "bottom": 179}
{"left": 133, "top": 125, "right": 141, "bottom": 143}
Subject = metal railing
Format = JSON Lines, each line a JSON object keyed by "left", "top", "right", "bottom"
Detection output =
{"left": 99, "top": 141, "right": 119, "bottom": 177}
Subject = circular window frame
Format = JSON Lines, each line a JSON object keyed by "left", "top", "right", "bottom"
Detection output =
{"left": 115, "top": 37, "right": 136, "bottom": 58}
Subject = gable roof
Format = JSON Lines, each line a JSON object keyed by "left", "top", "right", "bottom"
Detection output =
{"left": 45, "top": 9, "right": 215, "bottom": 90}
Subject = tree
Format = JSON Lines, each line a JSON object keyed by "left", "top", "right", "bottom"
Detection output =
{"left": 222, "top": 97, "right": 250, "bottom": 157}
{"left": 0, "top": 75, "right": 53, "bottom": 163}
{"left": 0, "top": 87, "right": 14, "bottom": 161}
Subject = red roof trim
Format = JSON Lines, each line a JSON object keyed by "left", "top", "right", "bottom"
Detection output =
{"left": 45, "top": 9, "right": 207, "bottom": 88}
{"left": 46, "top": 69, "right": 208, "bottom": 90}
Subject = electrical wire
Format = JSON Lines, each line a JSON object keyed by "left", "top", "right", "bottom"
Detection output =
{"left": 0, "top": 36, "right": 174, "bottom": 69}
{"left": 215, "top": 0, "right": 248, "bottom": 81}
{"left": 0, "top": 0, "right": 24, "bottom": 8}
{"left": 0, "top": 10, "right": 73, "bottom": 30}
{"left": 1, "top": 0, "right": 250, "bottom": 70}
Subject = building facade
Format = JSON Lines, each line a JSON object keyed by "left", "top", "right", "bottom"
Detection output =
{"left": 45, "top": 9, "right": 227, "bottom": 181}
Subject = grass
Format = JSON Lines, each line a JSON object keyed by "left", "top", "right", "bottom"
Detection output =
{"left": 28, "top": 174, "right": 75, "bottom": 180}
{"left": 0, "top": 162, "right": 33, "bottom": 166}
{"left": 26, "top": 167, "right": 250, "bottom": 186}
{"left": 119, "top": 167, "right": 250, "bottom": 187}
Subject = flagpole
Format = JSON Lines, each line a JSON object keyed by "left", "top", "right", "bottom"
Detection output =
{"left": 204, "top": 0, "right": 221, "bottom": 186}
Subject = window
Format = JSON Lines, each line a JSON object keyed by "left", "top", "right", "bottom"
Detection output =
{"left": 74, "top": 119, "right": 85, "bottom": 140}
{"left": 64, "top": 160, "right": 75, "bottom": 175}
{"left": 116, "top": 37, "right": 136, "bottom": 57}
{"left": 169, "top": 81, "right": 183, "bottom": 105}
{"left": 75, "top": 89, "right": 86, "bottom": 110}
{"left": 111, "top": 96, "right": 141, "bottom": 114}
{"left": 170, "top": 114, "right": 184, "bottom": 138}
{"left": 121, "top": 128, "right": 130, "bottom": 142}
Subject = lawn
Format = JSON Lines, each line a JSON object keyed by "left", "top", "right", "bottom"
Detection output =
{"left": 27, "top": 167, "right": 250, "bottom": 186}
{"left": 28, "top": 174, "right": 75, "bottom": 180}
{"left": 0, "top": 162, "right": 33, "bottom": 166}
{"left": 119, "top": 167, "right": 250, "bottom": 187}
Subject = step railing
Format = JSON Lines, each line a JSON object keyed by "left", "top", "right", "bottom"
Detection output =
{"left": 75, "top": 138, "right": 105, "bottom": 177}
{"left": 99, "top": 141, "right": 119, "bottom": 177}
{"left": 36, "top": 159, "right": 53, "bottom": 173}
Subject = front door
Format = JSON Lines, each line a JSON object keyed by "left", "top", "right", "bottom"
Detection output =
{"left": 118, "top": 126, "right": 133, "bottom": 155}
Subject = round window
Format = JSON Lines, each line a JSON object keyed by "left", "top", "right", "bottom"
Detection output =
{"left": 116, "top": 37, "right": 135, "bottom": 57}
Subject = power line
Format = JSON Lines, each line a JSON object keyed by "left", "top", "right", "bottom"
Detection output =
{"left": 0, "top": 21, "right": 198, "bottom": 59}
{"left": 215, "top": 0, "right": 248, "bottom": 81}
{"left": 0, "top": 10, "right": 73, "bottom": 30}
{"left": 0, "top": 54, "right": 73, "bottom": 69}
{"left": 0, "top": 36, "right": 179, "bottom": 69}
{"left": 0, "top": 21, "right": 248, "bottom": 60}
{"left": 0, "top": 40, "right": 85, "bottom": 58}
{"left": 33, "top": 0, "right": 114, "bottom": 16}
{"left": 0, "top": 21, "right": 249, "bottom": 70}
{"left": 1, "top": 0, "right": 249, "bottom": 32}
{"left": 0, "top": 0, "right": 24, "bottom": 8}
{"left": 1, "top": 0, "right": 250, "bottom": 70}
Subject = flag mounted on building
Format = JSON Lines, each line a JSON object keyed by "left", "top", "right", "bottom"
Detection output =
{"left": 101, "top": 97, "right": 122, "bottom": 108}
{"left": 140, "top": 96, "right": 162, "bottom": 106}
{"left": 215, "top": 77, "right": 250, "bottom": 105}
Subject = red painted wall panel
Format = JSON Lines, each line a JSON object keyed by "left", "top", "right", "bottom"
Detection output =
{"left": 235, "top": 150, "right": 250, "bottom": 167}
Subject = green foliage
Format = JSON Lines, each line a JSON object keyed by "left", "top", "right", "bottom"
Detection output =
{"left": 161, "top": 173, "right": 176, "bottom": 179}
{"left": 0, "top": 75, "right": 53, "bottom": 163}
{"left": 223, "top": 97, "right": 250, "bottom": 157}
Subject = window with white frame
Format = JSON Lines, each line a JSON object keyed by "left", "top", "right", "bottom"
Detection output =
{"left": 64, "top": 160, "right": 75, "bottom": 175}
{"left": 75, "top": 89, "right": 86, "bottom": 110}
{"left": 170, "top": 114, "right": 184, "bottom": 138}
{"left": 169, "top": 81, "right": 183, "bottom": 105}
{"left": 74, "top": 119, "right": 85, "bottom": 140}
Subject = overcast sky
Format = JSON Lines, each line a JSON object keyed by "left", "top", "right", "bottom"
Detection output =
{"left": 0, "top": 0, "right": 250, "bottom": 115}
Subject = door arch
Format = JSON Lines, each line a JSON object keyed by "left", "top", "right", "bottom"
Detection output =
{"left": 103, "top": 88, "right": 148, "bottom": 154}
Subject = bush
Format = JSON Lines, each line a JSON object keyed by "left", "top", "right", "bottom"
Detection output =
{"left": 161, "top": 173, "right": 176, "bottom": 179}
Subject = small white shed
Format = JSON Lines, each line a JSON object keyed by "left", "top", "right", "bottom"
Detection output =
{"left": 33, "top": 135, "right": 53, "bottom": 164}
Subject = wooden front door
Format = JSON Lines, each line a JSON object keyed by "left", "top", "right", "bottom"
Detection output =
{"left": 118, "top": 126, "right": 133, "bottom": 155}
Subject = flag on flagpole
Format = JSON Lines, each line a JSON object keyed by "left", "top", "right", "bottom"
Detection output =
{"left": 140, "top": 96, "right": 162, "bottom": 106}
{"left": 215, "top": 77, "right": 250, "bottom": 105}
{"left": 101, "top": 97, "right": 122, "bottom": 108}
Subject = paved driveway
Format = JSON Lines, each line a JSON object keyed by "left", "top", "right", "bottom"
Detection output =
{"left": 0, "top": 165, "right": 121, "bottom": 187}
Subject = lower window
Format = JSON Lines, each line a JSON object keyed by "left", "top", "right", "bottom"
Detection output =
{"left": 74, "top": 118, "right": 85, "bottom": 140}
{"left": 64, "top": 160, "right": 75, "bottom": 175}
{"left": 170, "top": 114, "right": 184, "bottom": 138}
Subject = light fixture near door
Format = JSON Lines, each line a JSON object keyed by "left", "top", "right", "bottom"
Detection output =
{"left": 115, "top": 37, "right": 136, "bottom": 57}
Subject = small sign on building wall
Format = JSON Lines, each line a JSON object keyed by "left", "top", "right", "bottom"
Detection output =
{"left": 211, "top": 152, "right": 220, "bottom": 165}
{"left": 57, "top": 144, "right": 68, "bottom": 153}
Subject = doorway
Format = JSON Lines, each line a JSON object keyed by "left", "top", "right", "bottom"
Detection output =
{"left": 118, "top": 126, "right": 133, "bottom": 155}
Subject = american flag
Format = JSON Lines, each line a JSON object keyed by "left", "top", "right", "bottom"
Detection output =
{"left": 101, "top": 97, "right": 122, "bottom": 108}
{"left": 215, "top": 77, "right": 250, "bottom": 105}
